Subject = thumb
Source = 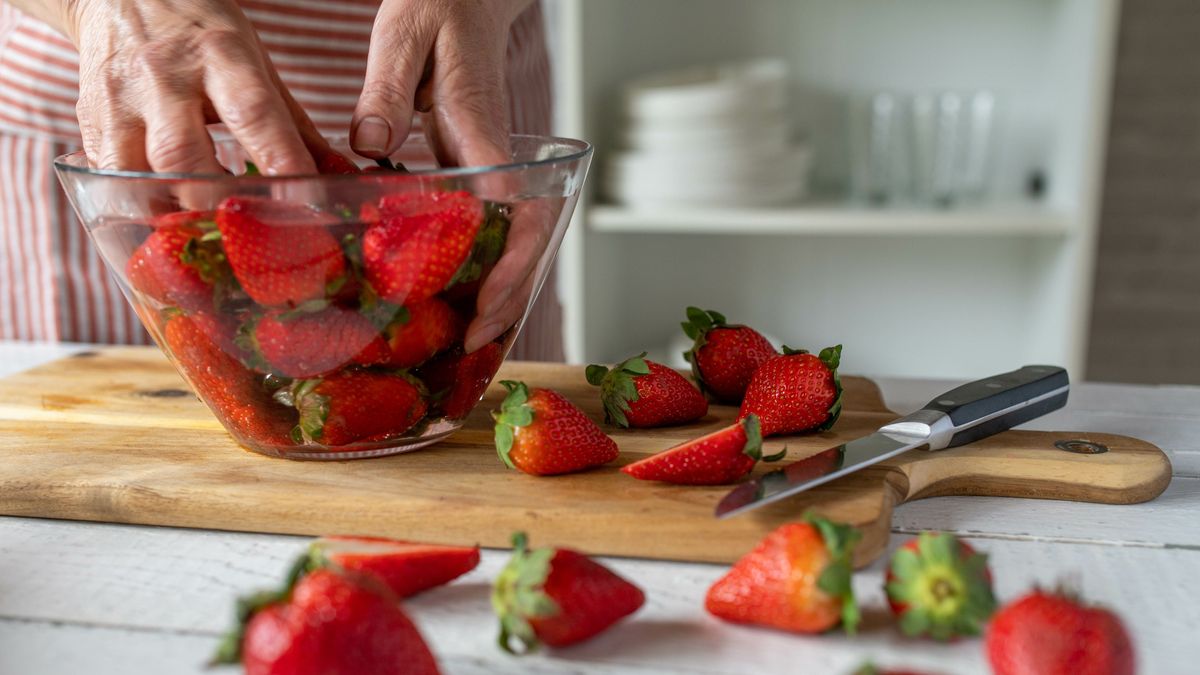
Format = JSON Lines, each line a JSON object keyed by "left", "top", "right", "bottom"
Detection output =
{"left": 351, "top": 5, "right": 436, "bottom": 158}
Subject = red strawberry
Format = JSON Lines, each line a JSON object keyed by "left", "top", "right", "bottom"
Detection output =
{"left": 315, "top": 149, "right": 360, "bottom": 175}
{"left": 283, "top": 371, "right": 428, "bottom": 446}
{"left": 213, "top": 565, "right": 440, "bottom": 675}
{"left": 253, "top": 305, "right": 385, "bottom": 378}
{"left": 310, "top": 535, "right": 480, "bottom": 599}
{"left": 884, "top": 532, "right": 996, "bottom": 640}
{"left": 151, "top": 209, "right": 215, "bottom": 230}
{"left": 419, "top": 342, "right": 504, "bottom": 419}
{"left": 621, "top": 414, "right": 784, "bottom": 485}
{"left": 738, "top": 344, "right": 844, "bottom": 437}
{"left": 706, "top": 515, "right": 861, "bottom": 634}
{"left": 164, "top": 313, "right": 293, "bottom": 447}
{"left": 376, "top": 298, "right": 462, "bottom": 368}
{"left": 681, "top": 307, "right": 777, "bottom": 403}
{"left": 442, "top": 200, "right": 511, "bottom": 301}
{"left": 492, "top": 532, "right": 644, "bottom": 652}
{"left": 492, "top": 380, "right": 618, "bottom": 476}
{"left": 126, "top": 226, "right": 215, "bottom": 312}
{"left": 216, "top": 196, "right": 346, "bottom": 307}
{"left": 986, "top": 590, "right": 1135, "bottom": 675}
{"left": 585, "top": 353, "right": 707, "bottom": 428}
{"left": 362, "top": 191, "right": 483, "bottom": 305}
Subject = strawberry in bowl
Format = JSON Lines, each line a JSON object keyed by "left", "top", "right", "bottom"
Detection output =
{"left": 54, "top": 132, "right": 592, "bottom": 459}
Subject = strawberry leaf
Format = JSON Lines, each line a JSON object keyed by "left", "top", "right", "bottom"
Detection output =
{"left": 806, "top": 512, "right": 862, "bottom": 635}
{"left": 492, "top": 531, "right": 561, "bottom": 655}
{"left": 584, "top": 364, "right": 609, "bottom": 386}
{"left": 493, "top": 381, "right": 535, "bottom": 467}
{"left": 817, "top": 344, "right": 845, "bottom": 432}
{"left": 739, "top": 414, "right": 764, "bottom": 460}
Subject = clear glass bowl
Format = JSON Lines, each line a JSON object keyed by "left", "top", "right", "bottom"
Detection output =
{"left": 54, "top": 132, "right": 592, "bottom": 459}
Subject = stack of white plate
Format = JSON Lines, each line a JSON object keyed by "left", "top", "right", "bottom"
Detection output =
{"left": 604, "top": 60, "right": 811, "bottom": 208}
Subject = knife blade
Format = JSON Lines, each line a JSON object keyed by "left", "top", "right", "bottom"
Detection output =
{"left": 715, "top": 364, "right": 1070, "bottom": 519}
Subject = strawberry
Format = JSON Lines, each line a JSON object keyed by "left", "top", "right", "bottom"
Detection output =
{"left": 620, "top": 414, "right": 784, "bottom": 485}
{"left": 363, "top": 191, "right": 483, "bottom": 306}
{"left": 212, "top": 563, "right": 440, "bottom": 675}
{"left": 419, "top": 342, "right": 505, "bottom": 419}
{"left": 705, "top": 514, "right": 861, "bottom": 634}
{"left": 315, "top": 149, "right": 360, "bottom": 175}
{"left": 585, "top": 353, "right": 707, "bottom": 428}
{"left": 738, "top": 344, "right": 844, "bottom": 437}
{"left": 681, "top": 307, "right": 777, "bottom": 403}
{"left": 442, "top": 200, "right": 511, "bottom": 300}
{"left": 281, "top": 371, "right": 428, "bottom": 446}
{"left": 376, "top": 298, "right": 463, "bottom": 368}
{"left": 884, "top": 532, "right": 996, "bottom": 640}
{"left": 165, "top": 312, "right": 293, "bottom": 447}
{"left": 151, "top": 209, "right": 215, "bottom": 230}
{"left": 492, "top": 380, "right": 618, "bottom": 476}
{"left": 252, "top": 305, "right": 386, "bottom": 378}
{"left": 492, "top": 532, "right": 644, "bottom": 653}
{"left": 986, "top": 589, "right": 1135, "bottom": 675}
{"left": 126, "top": 226, "right": 218, "bottom": 312}
{"left": 309, "top": 535, "right": 480, "bottom": 598}
{"left": 216, "top": 196, "right": 346, "bottom": 307}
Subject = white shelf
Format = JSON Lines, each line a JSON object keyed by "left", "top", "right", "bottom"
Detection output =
{"left": 588, "top": 202, "right": 1073, "bottom": 237}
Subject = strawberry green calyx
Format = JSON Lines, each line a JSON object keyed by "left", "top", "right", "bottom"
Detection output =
{"left": 446, "top": 201, "right": 511, "bottom": 289}
{"left": 806, "top": 512, "right": 862, "bottom": 635}
{"left": 817, "top": 344, "right": 844, "bottom": 432}
{"left": 886, "top": 532, "right": 996, "bottom": 640}
{"left": 680, "top": 306, "right": 728, "bottom": 390}
{"left": 493, "top": 380, "right": 535, "bottom": 469}
{"left": 491, "top": 531, "right": 560, "bottom": 654}
{"left": 739, "top": 414, "right": 786, "bottom": 463}
{"left": 284, "top": 378, "right": 329, "bottom": 444}
{"left": 585, "top": 352, "right": 651, "bottom": 427}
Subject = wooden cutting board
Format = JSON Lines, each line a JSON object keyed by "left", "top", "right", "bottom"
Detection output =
{"left": 0, "top": 347, "right": 1171, "bottom": 566}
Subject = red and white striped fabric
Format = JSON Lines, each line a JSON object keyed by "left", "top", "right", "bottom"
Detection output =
{"left": 0, "top": 1, "right": 561, "bottom": 360}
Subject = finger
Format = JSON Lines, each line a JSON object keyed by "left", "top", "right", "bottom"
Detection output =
{"left": 201, "top": 33, "right": 315, "bottom": 175}
{"left": 143, "top": 96, "right": 224, "bottom": 174}
{"left": 421, "top": 34, "right": 511, "bottom": 168}
{"left": 351, "top": 2, "right": 436, "bottom": 157}
{"left": 464, "top": 271, "right": 534, "bottom": 354}
{"left": 475, "top": 198, "right": 556, "bottom": 319}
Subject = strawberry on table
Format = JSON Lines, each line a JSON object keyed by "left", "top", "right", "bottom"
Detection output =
{"left": 986, "top": 589, "right": 1135, "bottom": 675}
{"left": 126, "top": 225, "right": 220, "bottom": 313}
{"left": 620, "top": 414, "right": 784, "bottom": 485}
{"left": 585, "top": 352, "right": 707, "bottom": 428}
{"left": 252, "top": 305, "right": 386, "bottom": 378}
{"left": 212, "top": 564, "right": 440, "bottom": 675}
{"left": 362, "top": 190, "right": 483, "bottom": 306}
{"left": 706, "top": 514, "right": 861, "bottom": 634}
{"left": 216, "top": 196, "right": 346, "bottom": 307}
{"left": 681, "top": 307, "right": 777, "bottom": 403}
{"left": 309, "top": 535, "right": 480, "bottom": 599}
{"left": 419, "top": 342, "right": 505, "bottom": 420}
{"left": 492, "top": 380, "right": 618, "bottom": 476}
{"left": 492, "top": 532, "right": 644, "bottom": 653}
{"left": 739, "top": 344, "right": 844, "bottom": 437}
{"left": 376, "top": 297, "right": 463, "bottom": 368}
{"left": 281, "top": 371, "right": 428, "bottom": 446}
{"left": 884, "top": 531, "right": 996, "bottom": 640}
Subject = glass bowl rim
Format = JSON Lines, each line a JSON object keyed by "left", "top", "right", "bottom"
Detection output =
{"left": 53, "top": 133, "right": 593, "bottom": 182}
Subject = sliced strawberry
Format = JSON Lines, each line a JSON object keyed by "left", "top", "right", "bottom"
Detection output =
{"left": 310, "top": 535, "right": 480, "bottom": 598}
{"left": 253, "top": 305, "right": 386, "bottom": 378}
{"left": 362, "top": 191, "right": 483, "bottom": 305}
{"left": 282, "top": 371, "right": 428, "bottom": 446}
{"left": 620, "top": 414, "right": 783, "bottom": 485}
{"left": 216, "top": 196, "right": 346, "bottom": 307}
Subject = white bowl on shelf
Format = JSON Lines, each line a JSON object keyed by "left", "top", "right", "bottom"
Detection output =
{"left": 604, "top": 144, "right": 812, "bottom": 207}
{"left": 623, "top": 59, "right": 788, "bottom": 122}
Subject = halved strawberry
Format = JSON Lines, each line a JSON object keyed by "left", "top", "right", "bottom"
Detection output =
{"left": 216, "top": 196, "right": 346, "bottom": 307}
{"left": 310, "top": 535, "right": 480, "bottom": 599}
{"left": 585, "top": 352, "right": 707, "bottom": 428}
{"left": 280, "top": 371, "right": 428, "bottom": 446}
{"left": 620, "top": 414, "right": 783, "bottom": 485}
{"left": 362, "top": 191, "right": 483, "bottom": 306}
{"left": 885, "top": 532, "right": 997, "bottom": 640}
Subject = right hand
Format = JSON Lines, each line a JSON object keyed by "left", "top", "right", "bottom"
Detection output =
{"left": 67, "top": 0, "right": 326, "bottom": 175}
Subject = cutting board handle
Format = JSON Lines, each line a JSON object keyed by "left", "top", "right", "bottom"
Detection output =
{"left": 887, "top": 430, "right": 1172, "bottom": 505}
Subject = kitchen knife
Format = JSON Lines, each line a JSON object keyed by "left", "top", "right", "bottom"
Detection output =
{"left": 714, "top": 365, "right": 1070, "bottom": 519}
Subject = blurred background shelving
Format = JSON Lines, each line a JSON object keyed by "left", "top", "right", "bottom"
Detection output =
{"left": 545, "top": 0, "right": 1119, "bottom": 379}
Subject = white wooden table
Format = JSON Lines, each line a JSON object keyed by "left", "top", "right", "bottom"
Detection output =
{"left": 0, "top": 341, "right": 1196, "bottom": 675}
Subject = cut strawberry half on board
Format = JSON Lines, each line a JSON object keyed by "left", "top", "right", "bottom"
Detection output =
{"left": 681, "top": 307, "right": 778, "bottom": 403}
{"left": 706, "top": 514, "right": 861, "bottom": 635}
{"left": 216, "top": 196, "right": 346, "bottom": 308}
{"left": 621, "top": 414, "right": 784, "bottom": 485}
{"left": 885, "top": 532, "right": 996, "bottom": 640}
{"left": 585, "top": 352, "right": 707, "bottom": 428}
{"left": 310, "top": 535, "right": 480, "bottom": 599}
{"left": 492, "top": 532, "right": 644, "bottom": 653}
{"left": 738, "top": 344, "right": 844, "bottom": 437}
{"left": 363, "top": 191, "right": 484, "bottom": 306}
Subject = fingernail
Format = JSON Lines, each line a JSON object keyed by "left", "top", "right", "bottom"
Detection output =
{"left": 466, "top": 321, "right": 506, "bottom": 354}
{"left": 352, "top": 116, "right": 391, "bottom": 155}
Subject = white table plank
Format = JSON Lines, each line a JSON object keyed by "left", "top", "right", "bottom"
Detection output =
{"left": 1, "top": 518, "right": 1196, "bottom": 674}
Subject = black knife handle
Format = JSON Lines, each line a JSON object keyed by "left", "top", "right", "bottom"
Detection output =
{"left": 922, "top": 365, "right": 1070, "bottom": 449}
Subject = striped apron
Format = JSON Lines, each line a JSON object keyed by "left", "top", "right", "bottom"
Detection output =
{"left": 0, "top": 0, "right": 562, "bottom": 361}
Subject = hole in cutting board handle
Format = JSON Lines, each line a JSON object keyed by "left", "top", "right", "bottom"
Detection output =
{"left": 1054, "top": 439, "right": 1109, "bottom": 455}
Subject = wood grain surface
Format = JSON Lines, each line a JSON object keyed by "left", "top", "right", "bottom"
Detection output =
{"left": 0, "top": 348, "right": 1172, "bottom": 566}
